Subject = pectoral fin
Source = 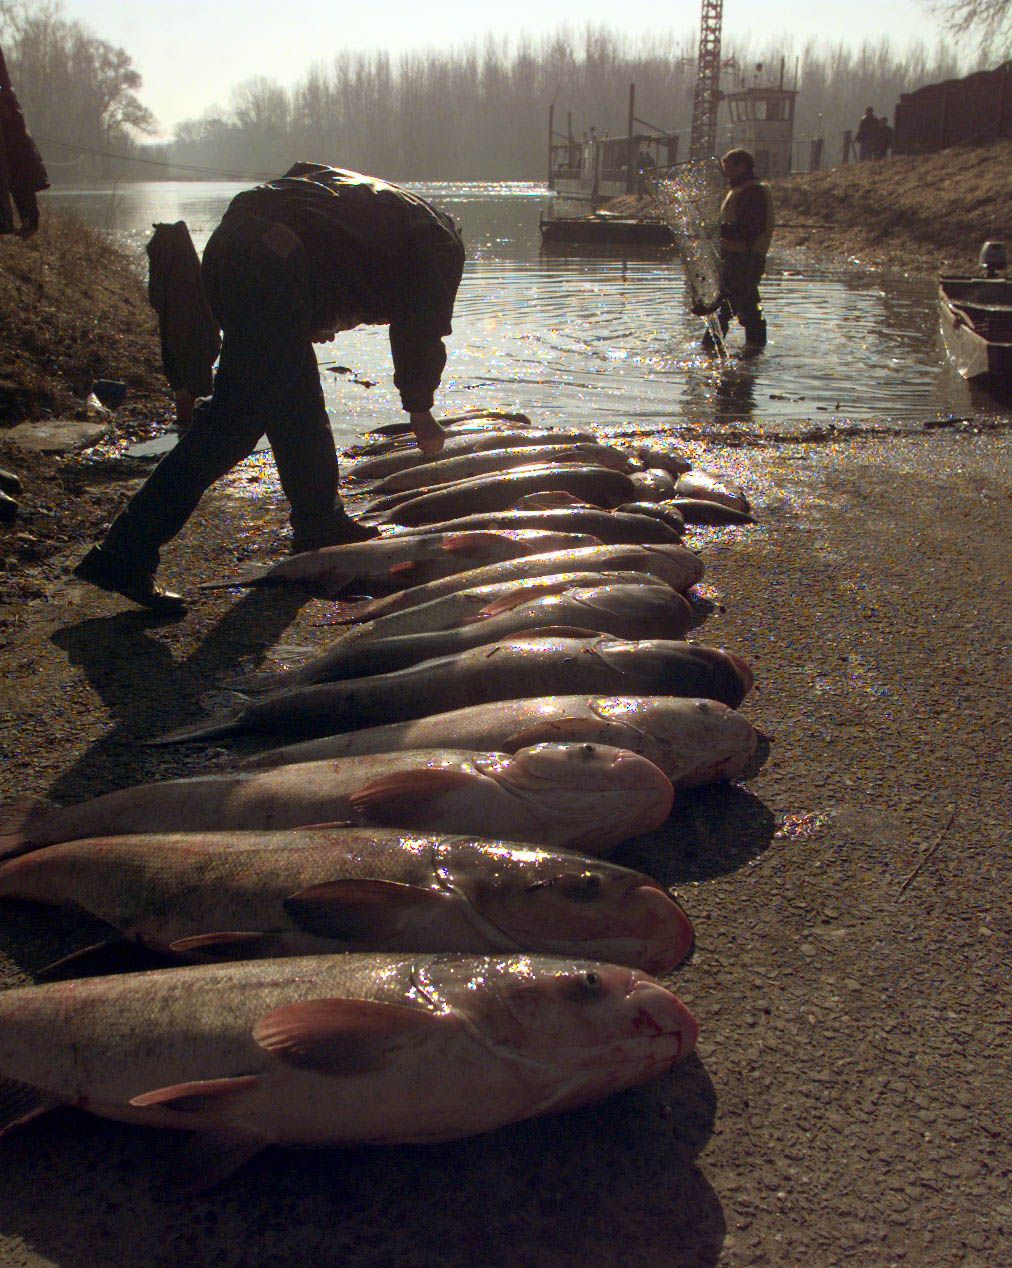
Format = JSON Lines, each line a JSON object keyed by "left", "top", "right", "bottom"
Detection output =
{"left": 284, "top": 879, "right": 451, "bottom": 941}
{"left": 169, "top": 931, "right": 275, "bottom": 958}
{"left": 130, "top": 1075, "right": 263, "bottom": 1113}
{"left": 506, "top": 625, "right": 600, "bottom": 641}
{"left": 468, "top": 582, "right": 571, "bottom": 620}
{"left": 347, "top": 768, "right": 475, "bottom": 825}
{"left": 253, "top": 997, "right": 445, "bottom": 1074}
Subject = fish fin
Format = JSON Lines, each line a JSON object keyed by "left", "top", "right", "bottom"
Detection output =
{"left": 506, "top": 625, "right": 600, "bottom": 641}
{"left": 0, "top": 1077, "right": 62, "bottom": 1136}
{"left": 253, "top": 998, "right": 444, "bottom": 1074}
{"left": 35, "top": 936, "right": 129, "bottom": 981}
{"left": 387, "top": 560, "right": 418, "bottom": 578}
{"left": 441, "top": 532, "right": 496, "bottom": 557}
{"left": 504, "top": 717, "right": 605, "bottom": 749}
{"left": 168, "top": 931, "right": 274, "bottom": 958}
{"left": 131, "top": 1074, "right": 263, "bottom": 1113}
{"left": 161, "top": 1129, "right": 266, "bottom": 1196}
{"left": 283, "top": 879, "right": 450, "bottom": 941}
{"left": 347, "top": 768, "right": 475, "bottom": 823}
{"left": 0, "top": 795, "right": 51, "bottom": 859}
{"left": 198, "top": 566, "right": 269, "bottom": 591}
{"left": 468, "top": 581, "right": 571, "bottom": 621}
{"left": 148, "top": 712, "right": 243, "bottom": 746}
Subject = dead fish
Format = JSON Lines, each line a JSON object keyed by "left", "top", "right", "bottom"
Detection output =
{"left": 229, "top": 584, "right": 694, "bottom": 691}
{"left": 629, "top": 469, "right": 678, "bottom": 501}
{"left": 199, "top": 529, "right": 600, "bottom": 593}
{"left": 674, "top": 470, "right": 750, "bottom": 514}
{"left": 332, "top": 544, "right": 704, "bottom": 623}
{"left": 0, "top": 953, "right": 698, "bottom": 1189}
{"left": 347, "top": 428, "right": 595, "bottom": 483}
{"left": 365, "top": 443, "right": 635, "bottom": 497}
{"left": 0, "top": 827, "right": 694, "bottom": 971}
{"left": 154, "top": 637, "right": 753, "bottom": 746}
{"left": 0, "top": 745, "right": 675, "bottom": 859}
{"left": 637, "top": 447, "right": 692, "bottom": 477}
{"left": 669, "top": 498, "right": 754, "bottom": 526}
{"left": 377, "top": 465, "right": 638, "bottom": 526}
{"left": 246, "top": 695, "right": 759, "bottom": 784}
{"left": 317, "top": 570, "right": 673, "bottom": 642}
{"left": 617, "top": 502, "right": 687, "bottom": 533}
{"left": 382, "top": 508, "right": 681, "bottom": 545}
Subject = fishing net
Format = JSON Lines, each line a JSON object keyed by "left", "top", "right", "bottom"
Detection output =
{"left": 645, "top": 159, "right": 726, "bottom": 315}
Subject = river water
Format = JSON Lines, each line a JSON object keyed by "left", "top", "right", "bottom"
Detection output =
{"left": 45, "top": 179, "right": 1009, "bottom": 448}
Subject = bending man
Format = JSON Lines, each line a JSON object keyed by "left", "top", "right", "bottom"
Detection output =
{"left": 75, "top": 163, "right": 465, "bottom": 615}
{"left": 702, "top": 148, "right": 775, "bottom": 355}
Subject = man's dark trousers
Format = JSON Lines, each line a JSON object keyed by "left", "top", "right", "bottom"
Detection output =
{"left": 714, "top": 251, "right": 767, "bottom": 344}
{"left": 103, "top": 214, "right": 340, "bottom": 574}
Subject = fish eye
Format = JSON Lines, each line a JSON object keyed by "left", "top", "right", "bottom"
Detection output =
{"left": 559, "top": 870, "right": 604, "bottom": 901}
{"left": 561, "top": 969, "right": 606, "bottom": 1002}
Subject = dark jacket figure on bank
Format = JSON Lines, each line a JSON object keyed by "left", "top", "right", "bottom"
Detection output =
{"left": 75, "top": 163, "right": 466, "bottom": 615}
{"left": 702, "top": 148, "right": 775, "bottom": 354}
{"left": 856, "top": 107, "right": 879, "bottom": 162}
{"left": 873, "top": 118, "right": 893, "bottom": 160}
{"left": 0, "top": 44, "right": 48, "bottom": 238}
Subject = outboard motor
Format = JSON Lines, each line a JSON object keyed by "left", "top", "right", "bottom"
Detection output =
{"left": 979, "top": 241, "right": 1007, "bottom": 278}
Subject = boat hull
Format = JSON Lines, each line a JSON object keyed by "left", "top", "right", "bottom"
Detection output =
{"left": 939, "top": 276, "right": 1012, "bottom": 383}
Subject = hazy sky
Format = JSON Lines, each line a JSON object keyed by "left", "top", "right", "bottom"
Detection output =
{"left": 59, "top": 1, "right": 942, "bottom": 136}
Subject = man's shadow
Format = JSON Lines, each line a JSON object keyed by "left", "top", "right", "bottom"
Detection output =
{"left": 48, "top": 587, "right": 309, "bottom": 801}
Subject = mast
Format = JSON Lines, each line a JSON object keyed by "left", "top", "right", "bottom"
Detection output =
{"left": 689, "top": 0, "right": 724, "bottom": 160}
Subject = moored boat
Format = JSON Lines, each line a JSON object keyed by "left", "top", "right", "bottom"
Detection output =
{"left": 938, "top": 275, "right": 1012, "bottom": 383}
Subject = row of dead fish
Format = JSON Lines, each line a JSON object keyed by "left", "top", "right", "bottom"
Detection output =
{"left": 0, "top": 409, "right": 758, "bottom": 1190}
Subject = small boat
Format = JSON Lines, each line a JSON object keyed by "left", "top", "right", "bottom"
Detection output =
{"left": 938, "top": 275, "right": 1012, "bottom": 383}
{"left": 540, "top": 213, "right": 673, "bottom": 248}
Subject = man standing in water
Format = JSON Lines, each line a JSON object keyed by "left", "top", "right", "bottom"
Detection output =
{"left": 701, "top": 148, "right": 775, "bottom": 355}
{"left": 75, "top": 163, "right": 465, "bottom": 615}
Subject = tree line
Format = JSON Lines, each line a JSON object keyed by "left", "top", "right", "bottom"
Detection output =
{"left": 0, "top": 1, "right": 997, "bottom": 184}
{"left": 152, "top": 33, "right": 975, "bottom": 182}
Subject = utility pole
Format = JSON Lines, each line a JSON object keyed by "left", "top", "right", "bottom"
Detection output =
{"left": 689, "top": 0, "right": 727, "bottom": 160}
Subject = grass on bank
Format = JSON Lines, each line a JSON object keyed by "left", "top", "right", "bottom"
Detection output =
{"left": 0, "top": 210, "right": 163, "bottom": 424}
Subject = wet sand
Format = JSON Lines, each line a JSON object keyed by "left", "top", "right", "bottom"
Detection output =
{"left": 0, "top": 424, "right": 1009, "bottom": 1266}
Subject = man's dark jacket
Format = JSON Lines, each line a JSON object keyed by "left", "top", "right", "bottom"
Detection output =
{"left": 0, "top": 85, "right": 48, "bottom": 235}
{"left": 222, "top": 163, "right": 465, "bottom": 413}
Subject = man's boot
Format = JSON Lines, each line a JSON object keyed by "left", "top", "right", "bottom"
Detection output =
{"left": 741, "top": 321, "right": 767, "bottom": 355}
{"left": 73, "top": 546, "right": 186, "bottom": 617}
{"left": 289, "top": 509, "right": 380, "bottom": 554}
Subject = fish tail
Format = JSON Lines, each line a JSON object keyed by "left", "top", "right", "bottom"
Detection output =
{"left": 148, "top": 713, "right": 244, "bottom": 746}
{"left": 198, "top": 565, "right": 270, "bottom": 591}
{"left": 0, "top": 796, "right": 48, "bottom": 859}
{"left": 0, "top": 1077, "right": 62, "bottom": 1137}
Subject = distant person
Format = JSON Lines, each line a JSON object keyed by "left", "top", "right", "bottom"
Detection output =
{"left": 699, "top": 148, "right": 775, "bottom": 355}
{"left": 0, "top": 43, "right": 48, "bottom": 239}
{"left": 74, "top": 163, "right": 465, "bottom": 615}
{"left": 636, "top": 148, "right": 655, "bottom": 193}
{"left": 874, "top": 117, "right": 893, "bottom": 160}
{"left": 856, "top": 107, "right": 879, "bottom": 162}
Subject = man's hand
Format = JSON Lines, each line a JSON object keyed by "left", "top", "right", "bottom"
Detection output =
{"left": 410, "top": 411, "right": 446, "bottom": 456}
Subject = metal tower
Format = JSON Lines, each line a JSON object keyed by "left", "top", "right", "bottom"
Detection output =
{"left": 689, "top": 0, "right": 724, "bottom": 160}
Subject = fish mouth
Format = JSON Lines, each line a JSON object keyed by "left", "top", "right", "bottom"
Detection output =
{"left": 621, "top": 883, "right": 695, "bottom": 974}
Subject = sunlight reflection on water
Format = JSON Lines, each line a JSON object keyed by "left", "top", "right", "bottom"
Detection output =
{"left": 48, "top": 178, "right": 1009, "bottom": 451}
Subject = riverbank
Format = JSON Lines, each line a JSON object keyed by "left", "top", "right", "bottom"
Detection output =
{"left": 772, "top": 138, "right": 1012, "bottom": 273}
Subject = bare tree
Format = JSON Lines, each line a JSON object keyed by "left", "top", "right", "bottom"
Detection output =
{"left": 929, "top": 0, "right": 1012, "bottom": 52}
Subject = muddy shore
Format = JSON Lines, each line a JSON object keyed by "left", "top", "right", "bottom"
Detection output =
{"left": 1, "top": 418, "right": 1008, "bottom": 1267}
{"left": 1, "top": 180, "right": 1010, "bottom": 1264}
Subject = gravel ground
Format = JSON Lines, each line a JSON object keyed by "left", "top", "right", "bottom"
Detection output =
{"left": 0, "top": 422, "right": 1009, "bottom": 1267}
